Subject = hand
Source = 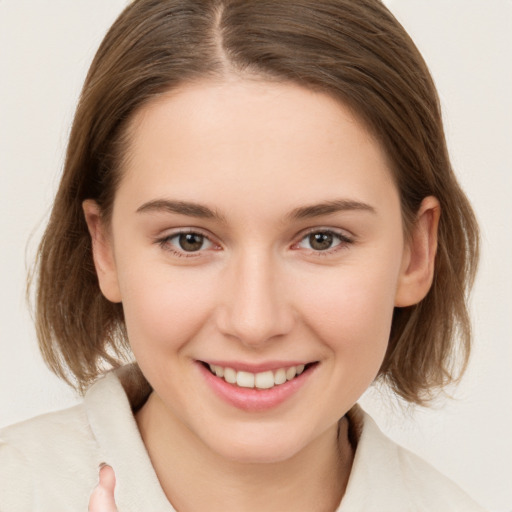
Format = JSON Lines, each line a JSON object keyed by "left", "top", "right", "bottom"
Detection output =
{"left": 88, "top": 464, "right": 118, "bottom": 512}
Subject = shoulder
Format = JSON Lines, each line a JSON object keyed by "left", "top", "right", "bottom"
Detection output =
{"left": 0, "top": 367, "right": 162, "bottom": 511}
{"left": 0, "top": 402, "right": 100, "bottom": 511}
{"left": 0, "top": 368, "right": 136, "bottom": 464}
{"left": 0, "top": 435, "right": 33, "bottom": 510}
{"left": 1, "top": 401, "right": 92, "bottom": 453}
{"left": 393, "top": 442, "right": 486, "bottom": 511}
{"left": 340, "top": 406, "right": 487, "bottom": 512}
{"left": 0, "top": 370, "right": 132, "bottom": 511}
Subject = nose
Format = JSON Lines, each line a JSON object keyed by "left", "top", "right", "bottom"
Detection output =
{"left": 215, "top": 250, "right": 295, "bottom": 348}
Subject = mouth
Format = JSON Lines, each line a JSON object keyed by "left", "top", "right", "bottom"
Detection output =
{"left": 200, "top": 361, "right": 317, "bottom": 390}
{"left": 197, "top": 360, "right": 318, "bottom": 412}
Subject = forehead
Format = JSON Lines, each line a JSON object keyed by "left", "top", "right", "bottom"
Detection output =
{"left": 116, "top": 79, "right": 398, "bottom": 218}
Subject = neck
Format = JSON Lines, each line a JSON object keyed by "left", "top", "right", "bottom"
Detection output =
{"left": 135, "top": 392, "right": 354, "bottom": 512}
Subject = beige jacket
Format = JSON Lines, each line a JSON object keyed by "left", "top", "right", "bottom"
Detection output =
{"left": 0, "top": 368, "right": 485, "bottom": 511}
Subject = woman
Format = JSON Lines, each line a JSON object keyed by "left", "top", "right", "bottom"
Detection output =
{"left": 0, "top": 1, "right": 485, "bottom": 510}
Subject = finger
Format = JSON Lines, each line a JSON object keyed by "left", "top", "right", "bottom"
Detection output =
{"left": 88, "top": 464, "right": 118, "bottom": 512}
{"left": 98, "top": 464, "right": 116, "bottom": 493}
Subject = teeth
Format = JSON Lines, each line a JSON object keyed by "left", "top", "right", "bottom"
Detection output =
{"left": 274, "top": 368, "right": 287, "bottom": 385}
{"left": 255, "top": 371, "right": 274, "bottom": 389}
{"left": 285, "top": 366, "right": 297, "bottom": 381}
{"left": 207, "top": 363, "right": 309, "bottom": 389}
{"left": 224, "top": 367, "right": 237, "bottom": 384}
{"left": 237, "top": 371, "right": 255, "bottom": 388}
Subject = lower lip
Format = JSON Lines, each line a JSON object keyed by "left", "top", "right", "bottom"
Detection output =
{"left": 197, "top": 363, "right": 315, "bottom": 412}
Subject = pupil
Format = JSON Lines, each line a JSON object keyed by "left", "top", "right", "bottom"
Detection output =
{"left": 179, "top": 233, "right": 203, "bottom": 251}
{"left": 309, "top": 232, "right": 333, "bottom": 250}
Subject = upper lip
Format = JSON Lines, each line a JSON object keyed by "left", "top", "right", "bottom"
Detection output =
{"left": 200, "top": 360, "right": 314, "bottom": 373}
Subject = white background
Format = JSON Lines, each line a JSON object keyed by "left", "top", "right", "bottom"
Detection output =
{"left": 0, "top": 1, "right": 510, "bottom": 510}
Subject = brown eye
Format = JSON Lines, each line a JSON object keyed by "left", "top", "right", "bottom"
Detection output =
{"left": 308, "top": 232, "right": 334, "bottom": 251}
{"left": 178, "top": 233, "right": 205, "bottom": 252}
{"left": 296, "top": 230, "right": 352, "bottom": 253}
{"left": 159, "top": 230, "right": 216, "bottom": 256}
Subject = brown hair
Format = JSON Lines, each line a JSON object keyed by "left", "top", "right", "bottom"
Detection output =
{"left": 34, "top": 0, "right": 479, "bottom": 403}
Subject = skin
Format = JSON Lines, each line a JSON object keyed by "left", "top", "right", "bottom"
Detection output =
{"left": 89, "top": 465, "right": 117, "bottom": 512}
{"left": 85, "top": 79, "right": 439, "bottom": 511}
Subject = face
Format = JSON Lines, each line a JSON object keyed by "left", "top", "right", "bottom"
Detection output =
{"left": 86, "top": 79, "right": 431, "bottom": 464}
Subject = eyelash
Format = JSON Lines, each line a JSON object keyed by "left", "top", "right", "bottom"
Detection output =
{"left": 293, "top": 229, "right": 354, "bottom": 255}
{"left": 156, "top": 229, "right": 218, "bottom": 258}
{"left": 155, "top": 228, "right": 354, "bottom": 258}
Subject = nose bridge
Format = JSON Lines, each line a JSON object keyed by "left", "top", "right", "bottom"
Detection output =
{"left": 217, "top": 247, "right": 293, "bottom": 346}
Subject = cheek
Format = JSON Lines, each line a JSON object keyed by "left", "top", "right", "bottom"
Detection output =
{"left": 116, "top": 261, "right": 217, "bottom": 359}
{"left": 298, "top": 257, "right": 401, "bottom": 363}
{"left": 301, "top": 272, "right": 396, "bottom": 405}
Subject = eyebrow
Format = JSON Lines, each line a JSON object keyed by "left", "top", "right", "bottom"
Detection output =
{"left": 136, "top": 197, "right": 376, "bottom": 222}
{"left": 136, "top": 199, "right": 227, "bottom": 223}
{"left": 287, "top": 199, "right": 376, "bottom": 220}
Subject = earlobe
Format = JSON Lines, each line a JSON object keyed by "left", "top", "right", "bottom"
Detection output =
{"left": 394, "top": 196, "right": 440, "bottom": 307}
{"left": 82, "top": 200, "right": 122, "bottom": 303}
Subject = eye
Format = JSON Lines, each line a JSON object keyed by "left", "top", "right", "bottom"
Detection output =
{"left": 158, "top": 231, "right": 216, "bottom": 255}
{"left": 296, "top": 230, "right": 352, "bottom": 252}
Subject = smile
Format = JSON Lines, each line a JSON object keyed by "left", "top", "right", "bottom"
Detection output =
{"left": 198, "top": 361, "right": 317, "bottom": 412}
{"left": 207, "top": 363, "right": 307, "bottom": 389}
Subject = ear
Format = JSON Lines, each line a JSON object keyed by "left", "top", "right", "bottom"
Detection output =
{"left": 395, "top": 196, "right": 441, "bottom": 307}
{"left": 82, "top": 200, "right": 122, "bottom": 303}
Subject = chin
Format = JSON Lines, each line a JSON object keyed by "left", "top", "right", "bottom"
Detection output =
{"left": 202, "top": 424, "right": 312, "bottom": 465}
{"left": 218, "top": 442, "right": 300, "bottom": 465}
